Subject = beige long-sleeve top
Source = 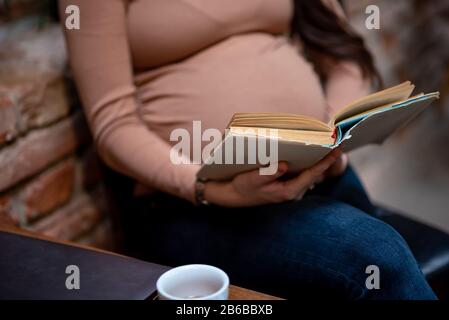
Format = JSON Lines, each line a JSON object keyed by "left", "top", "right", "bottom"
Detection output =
{"left": 60, "top": 0, "right": 369, "bottom": 203}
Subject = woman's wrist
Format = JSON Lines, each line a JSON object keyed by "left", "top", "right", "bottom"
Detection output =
{"left": 203, "top": 180, "right": 238, "bottom": 207}
{"left": 203, "top": 181, "right": 223, "bottom": 205}
{"left": 194, "top": 178, "right": 210, "bottom": 206}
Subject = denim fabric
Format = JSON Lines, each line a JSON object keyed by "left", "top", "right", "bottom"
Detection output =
{"left": 129, "top": 167, "right": 436, "bottom": 300}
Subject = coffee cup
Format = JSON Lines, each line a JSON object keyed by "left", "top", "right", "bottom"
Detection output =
{"left": 156, "top": 264, "right": 229, "bottom": 300}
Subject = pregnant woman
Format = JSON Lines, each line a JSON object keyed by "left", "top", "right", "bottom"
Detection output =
{"left": 60, "top": 0, "right": 435, "bottom": 299}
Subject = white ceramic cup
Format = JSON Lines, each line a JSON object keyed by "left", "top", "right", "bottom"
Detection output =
{"left": 156, "top": 264, "right": 229, "bottom": 300}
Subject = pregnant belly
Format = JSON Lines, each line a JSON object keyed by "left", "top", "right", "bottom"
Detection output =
{"left": 135, "top": 33, "right": 329, "bottom": 143}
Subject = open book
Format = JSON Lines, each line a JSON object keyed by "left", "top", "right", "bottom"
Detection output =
{"left": 197, "top": 81, "right": 439, "bottom": 181}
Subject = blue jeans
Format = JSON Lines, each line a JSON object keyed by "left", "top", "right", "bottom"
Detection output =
{"left": 130, "top": 167, "right": 436, "bottom": 300}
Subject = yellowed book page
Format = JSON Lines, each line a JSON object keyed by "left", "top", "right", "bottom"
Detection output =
{"left": 230, "top": 126, "right": 335, "bottom": 145}
{"left": 231, "top": 113, "right": 332, "bottom": 132}
{"left": 340, "top": 93, "right": 439, "bottom": 152}
{"left": 335, "top": 93, "right": 425, "bottom": 126}
{"left": 330, "top": 81, "right": 415, "bottom": 125}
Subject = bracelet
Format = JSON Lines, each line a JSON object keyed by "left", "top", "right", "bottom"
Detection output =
{"left": 195, "top": 178, "right": 210, "bottom": 206}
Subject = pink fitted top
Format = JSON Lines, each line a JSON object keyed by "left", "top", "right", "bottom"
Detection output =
{"left": 60, "top": 0, "right": 369, "bottom": 202}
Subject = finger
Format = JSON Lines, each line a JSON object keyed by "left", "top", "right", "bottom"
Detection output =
{"left": 307, "top": 150, "right": 340, "bottom": 177}
{"left": 327, "top": 153, "right": 348, "bottom": 177}
{"left": 314, "top": 173, "right": 325, "bottom": 185}
{"left": 327, "top": 147, "right": 343, "bottom": 160}
{"left": 283, "top": 150, "right": 338, "bottom": 192}
{"left": 239, "top": 161, "right": 288, "bottom": 186}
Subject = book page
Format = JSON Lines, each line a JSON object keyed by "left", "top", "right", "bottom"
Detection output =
{"left": 231, "top": 113, "right": 332, "bottom": 132}
{"left": 230, "top": 126, "right": 335, "bottom": 145}
{"left": 330, "top": 81, "right": 415, "bottom": 125}
{"left": 336, "top": 93, "right": 425, "bottom": 128}
{"left": 338, "top": 93, "right": 439, "bottom": 152}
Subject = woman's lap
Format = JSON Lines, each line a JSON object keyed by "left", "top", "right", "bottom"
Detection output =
{"left": 128, "top": 167, "right": 436, "bottom": 299}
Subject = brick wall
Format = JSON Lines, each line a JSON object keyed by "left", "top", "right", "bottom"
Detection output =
{"left": 0, "top": 0, "right": 115, "bottom": 249}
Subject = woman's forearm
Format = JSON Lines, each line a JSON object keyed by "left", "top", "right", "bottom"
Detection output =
{"left": 95, "top": 103, "right": 200, "bottom": 203}
{"left": 60, "top": 0, "right": 200, "bottom": 203}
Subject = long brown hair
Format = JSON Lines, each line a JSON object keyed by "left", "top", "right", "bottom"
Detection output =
{"left": 290, "top": 1, "right": 381, "bottom": 88}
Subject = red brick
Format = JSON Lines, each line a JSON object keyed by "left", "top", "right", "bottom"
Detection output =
{"left": 0, "top": 23, "right": 66, "bottom": 81}
{"left": 0, "top": 195, "right": 17, "bottom": 226}
{"left": 76, "top": 219, "right": 115, "bottom": 250}
{"left": 19, "top": 159, "right": 75, "bottom": 221}
{"left": 0, "top": 75, "right": 71, "bottom": 134}
{"left": 0, "top": 91, "right": 18, "bottom": 145}
{"left": 0, "top": 111, "right": 90, "bottom": 192}
{"left": 0, "top": 195, "right": 12, "bottom": 219}
{"left": 0, "top": 195, "right": 9, "bottom": 210}
{"left": 0, "top": 211, "right": 16, "bottom": 227}
{"left": 0, "top": 0, "right": 48, "bottom": 22}
{"left": 0, "top": 19, "right": 70, "bottom": 131}
{"left": 16, "top": 75, "right": 72, "bottom": 130}
{"left": 0, "top": 193, "right": 23, "bottom": 225}
{"left": 29, "top": 191, "right": 106, "bottom": 241}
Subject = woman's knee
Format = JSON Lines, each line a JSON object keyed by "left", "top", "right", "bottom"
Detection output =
{"left": 296, "top": 200, "right": 420, "bottom": 289}
{"left": 345, "top": 216, "right": 434, "bottom": 299}
{"left": 315, "top": 200, "right": 414, "bottom": 268}
{"left": 346, "top": 213, "right": 415, "bottom": 275}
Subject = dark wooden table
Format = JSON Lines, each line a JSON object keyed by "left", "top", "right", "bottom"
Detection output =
{"left": 229, "top": 285, "right": 282, "bottom": 300}
{"left": 0, "top": 223, "right": 283, "bottom": 300}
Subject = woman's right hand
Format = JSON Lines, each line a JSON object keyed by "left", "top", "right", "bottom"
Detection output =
{"left": 204, "top": 148, "right": 342, "bottom": 207}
